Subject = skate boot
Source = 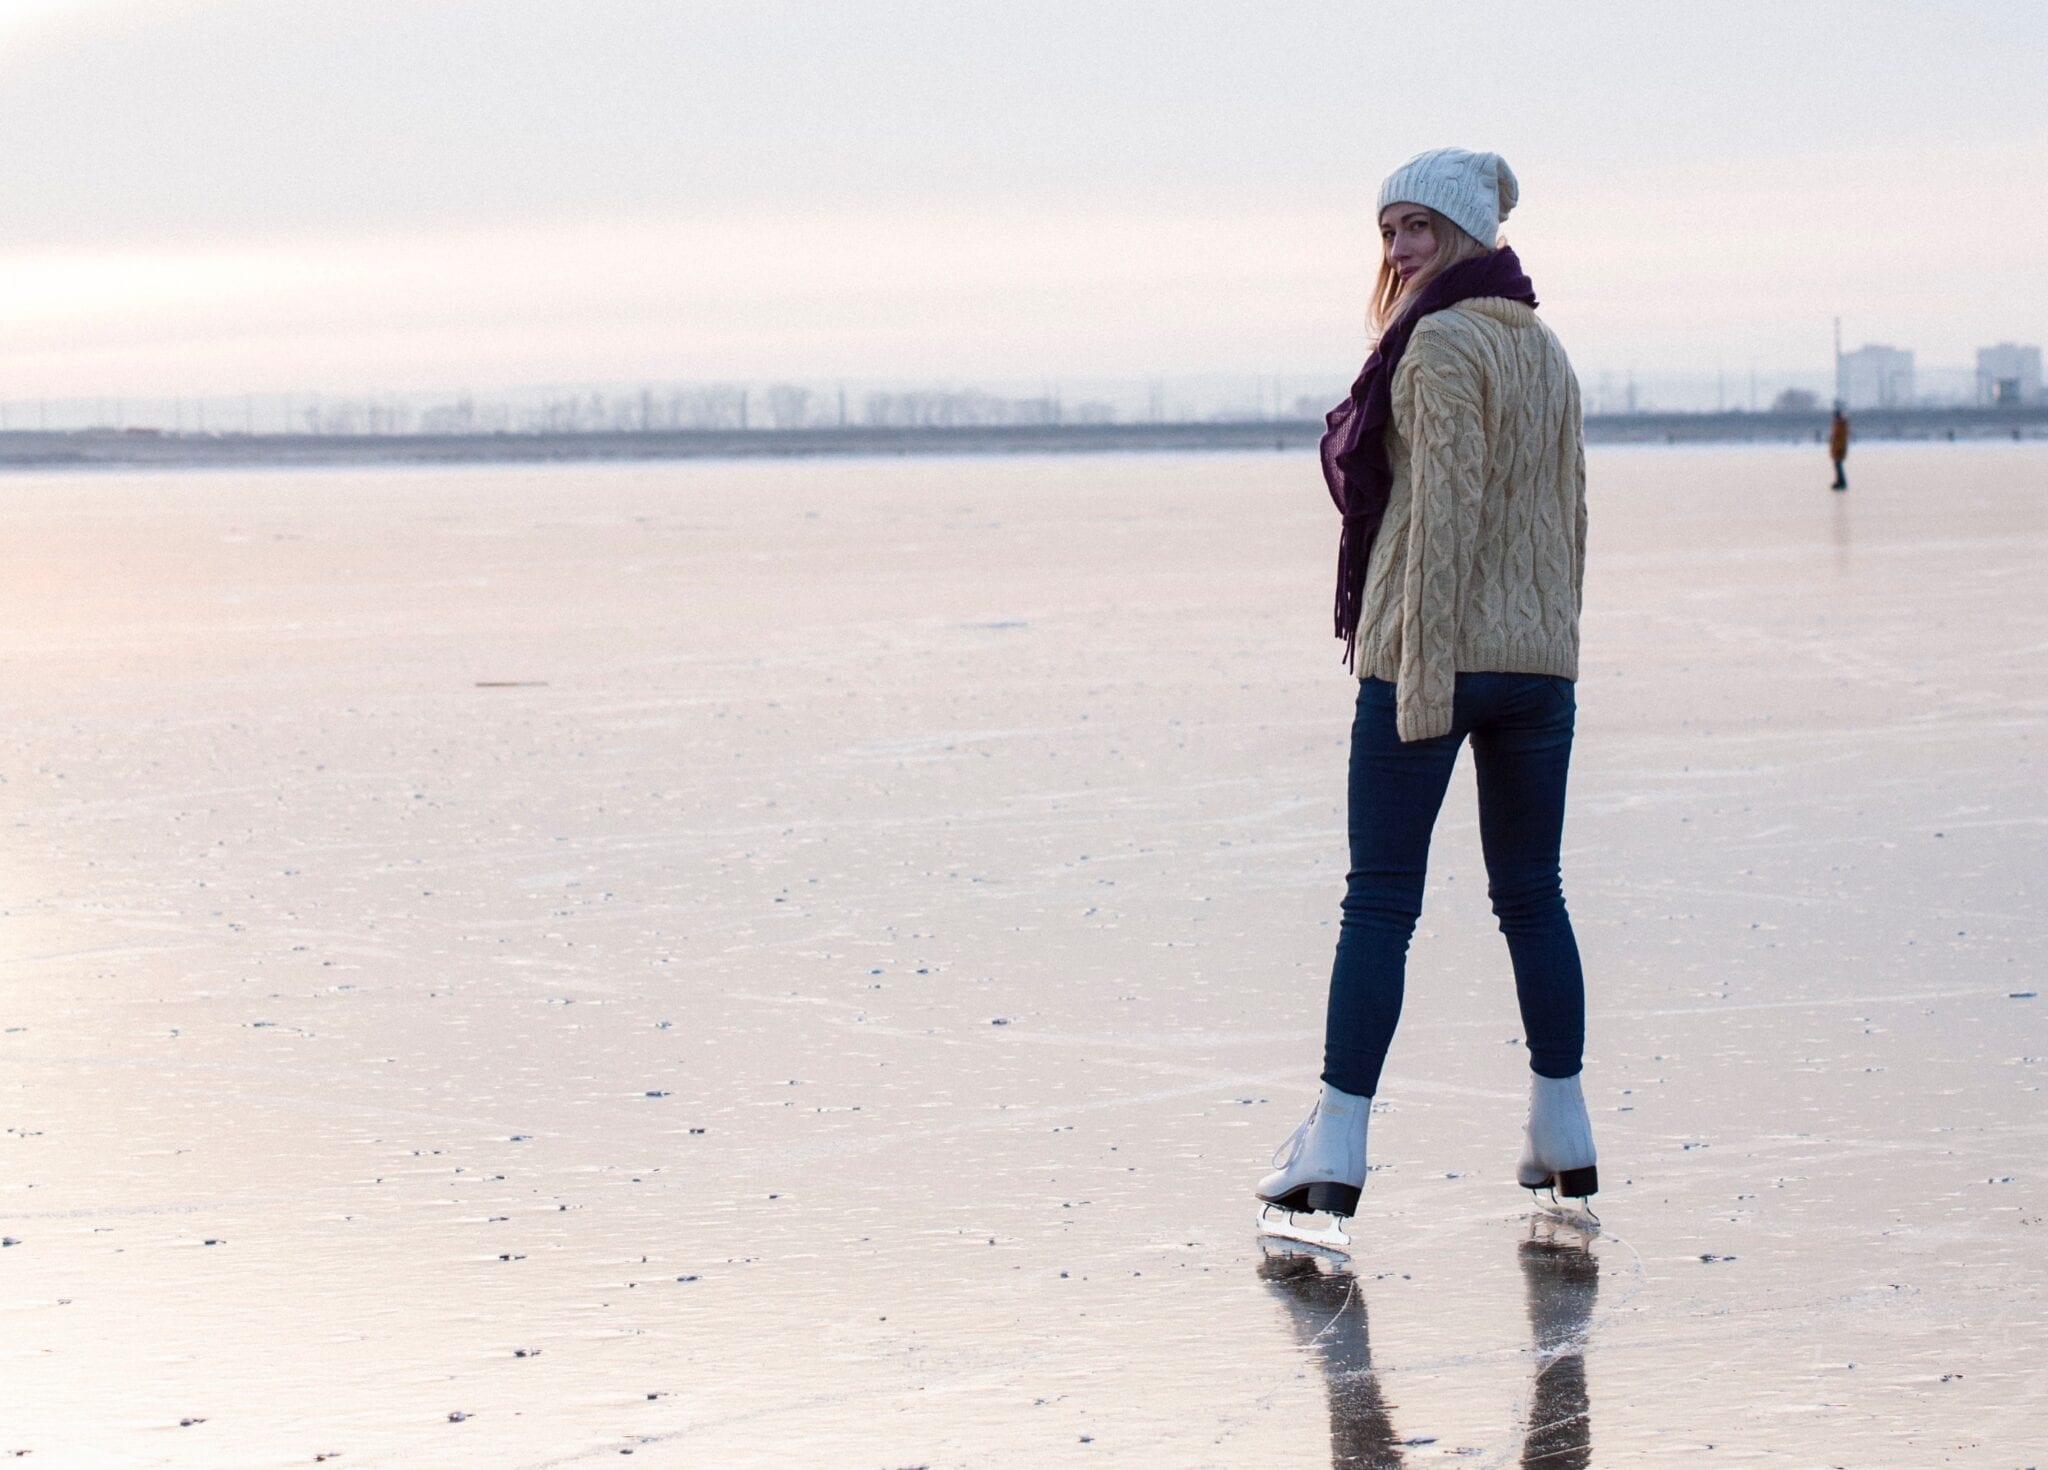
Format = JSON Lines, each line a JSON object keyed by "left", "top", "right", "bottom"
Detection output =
{"left": 1256, "top": 1082, "right": 1370, "bottom": 1251}
{"left": 1517, "top": 1071, "right": 1598, "bottom": 1205}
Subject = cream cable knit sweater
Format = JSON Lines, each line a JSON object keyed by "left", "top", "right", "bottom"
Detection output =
{"left": 1351, "top": 296, "right": 1587, "bottom": 742}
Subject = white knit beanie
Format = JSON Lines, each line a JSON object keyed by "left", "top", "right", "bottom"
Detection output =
{"left": 1377, "top": 148, "right": 1518, "bottom": 249}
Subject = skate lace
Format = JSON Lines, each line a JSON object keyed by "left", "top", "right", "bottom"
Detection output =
{"left": 1270, "top": 1099, "right": 1320, "bottom": 1169}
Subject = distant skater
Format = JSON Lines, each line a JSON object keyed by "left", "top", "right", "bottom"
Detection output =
{"left": 1829, "top": 406, "right": 1850, "bottom": 490}
{"left": 1257, "top": 148, "right": 1596, "bottom": 1249}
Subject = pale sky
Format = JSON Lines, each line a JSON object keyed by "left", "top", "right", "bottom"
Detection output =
{"left": 1, "top": 0, "right": 2043, "bottom": 403}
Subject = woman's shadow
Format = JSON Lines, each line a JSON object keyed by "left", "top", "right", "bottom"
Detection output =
{"left": 1257, "top": 1221, "right": 1598, "bottom": 1468}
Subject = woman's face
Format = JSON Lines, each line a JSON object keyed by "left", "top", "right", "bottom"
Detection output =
{"left": 1379, "top": 204, "right": 1436, "bottom": 285}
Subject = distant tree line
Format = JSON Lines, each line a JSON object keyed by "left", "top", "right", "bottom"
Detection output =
{"left": 9, "top": 380, "right": 1335, "bottom": 437}
{"left": 276, "top": 384, "right": 1122, "bottom": 436}
{"left": 859, "top": 389, "right": 1115, "bottom": 427}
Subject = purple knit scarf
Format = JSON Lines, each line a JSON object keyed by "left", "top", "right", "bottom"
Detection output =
{"left": 1320, "top": 246, "right": 1537, "bottom": 665}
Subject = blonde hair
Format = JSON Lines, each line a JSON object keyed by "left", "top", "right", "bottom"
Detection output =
{"left": 1368, "top": 206, "right": 1495, "bottom": 337}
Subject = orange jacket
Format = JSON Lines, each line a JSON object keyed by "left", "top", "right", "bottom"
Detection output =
{"left": 1829, "top": 416, "right": 1850, "bottom": 458}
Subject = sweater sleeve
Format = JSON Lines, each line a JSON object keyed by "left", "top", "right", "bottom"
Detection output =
{"left": 1392, "top": 326, "right": 1486, "bottom": 742}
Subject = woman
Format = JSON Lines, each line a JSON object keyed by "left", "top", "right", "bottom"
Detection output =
{"left": 1257, "top": 148, "right": 1594, "bottom": 1247}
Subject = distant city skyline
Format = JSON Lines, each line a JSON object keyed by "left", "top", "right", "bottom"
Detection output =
{"left": 9, "top": 342, "right": 2037, "bottom": 438}
{"left": 2, "top": 2, "right": 2044, "bottom": 405}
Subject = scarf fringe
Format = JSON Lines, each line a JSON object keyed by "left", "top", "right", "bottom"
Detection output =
{"left": 1334, "top": 517, "right": 1367, "bottom": 670}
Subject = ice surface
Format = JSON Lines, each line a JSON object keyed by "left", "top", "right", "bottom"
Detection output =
{"left": 1, "top": 444, "right": 2044, "bottom": 1464}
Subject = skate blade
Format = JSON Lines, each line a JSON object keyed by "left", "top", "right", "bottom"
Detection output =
{"left": 1525, "top": 1205, "right": 1600, "bottom": 1251}
{"left": 1523, "top": 1185, "right": 1601, "bottom": 1233}
{"left": 1256, "top": 1202, "right": 1352, "bottom": 1253}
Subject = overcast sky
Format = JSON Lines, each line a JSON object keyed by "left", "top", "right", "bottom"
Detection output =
{"left": 1, "top": 0, "right": 2043, "bottom": 400}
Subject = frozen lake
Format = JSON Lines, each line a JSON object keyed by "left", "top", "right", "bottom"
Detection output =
{"left": 3, "top": 443, "right": 2044, "bottom": 1465}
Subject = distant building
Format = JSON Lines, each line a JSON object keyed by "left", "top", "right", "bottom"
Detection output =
{"left": 1975, "top": 343, "right": 2042, "bottom": 407}
{"left": 1836, "top": 344, "right": 1915, "bottom": 410}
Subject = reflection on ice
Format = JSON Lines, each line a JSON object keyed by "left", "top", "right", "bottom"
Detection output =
{"left": 1259, "top": 1222, "right": 1600, "bottom": 1469}
{"left": 1519, "top": 1228, "right": 1598, "bottom": 1470}
{"left": 1258, "top": 1242, "right": 1409, "bottom": 1469}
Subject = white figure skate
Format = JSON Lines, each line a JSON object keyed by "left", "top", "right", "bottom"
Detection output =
{"left": 1255, "top": 1083, "right": 1370, "bottom": 1253}
{"left": 1518, "top": 1071, "right": 1599, "bottom": 1221}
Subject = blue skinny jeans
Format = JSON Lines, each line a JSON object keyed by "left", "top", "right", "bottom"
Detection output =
{"left": 1323, "top": 672, "right": 1585, "bottom": 1096}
